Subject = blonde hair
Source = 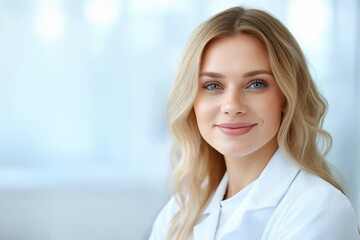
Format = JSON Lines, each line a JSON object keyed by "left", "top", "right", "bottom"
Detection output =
{"left": 167, "top": 6, "right": 342, "bottom": 240}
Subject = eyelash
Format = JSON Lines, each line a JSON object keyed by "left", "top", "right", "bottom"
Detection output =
{"left": 202, "top": 81, "right": 223, "bottom": 91}
{"left": 201, "top": 79, "right": 268, "bottom": 91}
{"left": 247, "top": 79, "right": 268, "bottom": 89}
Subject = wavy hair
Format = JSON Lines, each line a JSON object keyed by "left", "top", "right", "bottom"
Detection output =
{"left": 167, "top": 6, "right": 342, "bottom": 240}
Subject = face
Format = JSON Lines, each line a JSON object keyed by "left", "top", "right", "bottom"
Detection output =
{"left": 193, "top": 34, "right": 284, "bottom": 160}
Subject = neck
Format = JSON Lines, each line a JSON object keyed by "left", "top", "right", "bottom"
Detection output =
{"left": 224, "top": 137, "right": 278, "bottom": 199}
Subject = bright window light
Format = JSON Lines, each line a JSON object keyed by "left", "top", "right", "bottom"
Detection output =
{"left": 35, "top": 2, "right": 66, "bottom": 41}
{"left": 129, "top": 0, "right": 174, "bottom": 13}
{"left": 83, "top": 0, "right": 120, "bottom": 28}
{"left": 287, "top": 0, "right": 331, "bottom": 50}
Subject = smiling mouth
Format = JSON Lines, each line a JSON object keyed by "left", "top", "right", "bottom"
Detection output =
{"left": 215, "top": 123, "right": 257, "bottom": 136}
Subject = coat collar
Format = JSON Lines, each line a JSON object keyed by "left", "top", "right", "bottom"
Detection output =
{"left": 245, "top": 149, "right": 300, "bottom": 209}
{"left": 194, "top": 149, "right": 301, "bottom": 239}
{"left": 203, "top": 171, "right": 228, "bottom": 215}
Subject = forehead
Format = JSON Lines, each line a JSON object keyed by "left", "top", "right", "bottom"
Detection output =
{"left": 200, "top": 34, "right": 271, "bottom": 73}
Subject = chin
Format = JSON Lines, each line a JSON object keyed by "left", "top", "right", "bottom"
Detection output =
{"left": 216, "top": 145, "right": 256, "bottom": 158}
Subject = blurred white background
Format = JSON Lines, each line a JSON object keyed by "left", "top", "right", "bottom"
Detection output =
{"left": 0, "top": 0, "right": 359, "bottom": 239}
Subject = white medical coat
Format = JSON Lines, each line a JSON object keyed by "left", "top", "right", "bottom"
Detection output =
{"left": 149, "top": 150, "right": 360, "bottom": 239}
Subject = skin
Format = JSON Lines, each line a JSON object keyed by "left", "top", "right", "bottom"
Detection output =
{"left": 193, "top": 34, "right": 285, "bottom": 199}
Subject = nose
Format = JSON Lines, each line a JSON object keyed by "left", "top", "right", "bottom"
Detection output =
{"left": 221, "top": 89, "right": 247, "bottom": 115}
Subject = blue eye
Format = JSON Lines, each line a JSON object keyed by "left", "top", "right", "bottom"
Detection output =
{"left": 248, "top": 80, "right": 268, "bottom": 89}
{"left": 202, "top": 82, "right": 222, "bottom": 91}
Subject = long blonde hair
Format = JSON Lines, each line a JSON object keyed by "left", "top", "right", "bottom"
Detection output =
{"left": 167, "top": 6, "right": 342, "bottom": 240}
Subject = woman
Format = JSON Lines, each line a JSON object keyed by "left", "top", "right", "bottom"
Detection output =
{"left": 149, "top": 6, "right": 359, "bottom": 240}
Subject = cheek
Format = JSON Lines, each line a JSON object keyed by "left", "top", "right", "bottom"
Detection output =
{"left": 193, "top": 97, "right": 218, "bottom": 139}
{"left": 193, "top": 99, "right": 206, "bottom": 130}
{"left": 193, "top": 97, "right": 214, "bottom": 120}
{"left": 193, "top": 100, "right": 203, "bottom": 121}
{"left": 256, "top": 95, "right": 283, "bottom": 127}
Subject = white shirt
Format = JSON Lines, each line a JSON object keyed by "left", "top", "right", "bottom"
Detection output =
{"left": 215, "top": 178, "right": 257, "bottom": 240}
{"left": 149, "top": 149, "right": 360, "bottom": 240}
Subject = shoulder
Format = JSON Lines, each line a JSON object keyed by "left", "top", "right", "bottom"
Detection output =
{"left": 290, "top": 170, "right": 354, "bottom": 212}
{"left": 148, "top": 196, "right": 180, "bottom": 240}
{"left": 289, "top": 171, "right": 356, "bottom": 222}
{"left": 265, "top": 170, "right": 359, "bottom": 239}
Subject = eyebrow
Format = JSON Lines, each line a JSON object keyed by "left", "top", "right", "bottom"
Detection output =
{"left": 199, "top": 70, "right": 273, "bottom": 78}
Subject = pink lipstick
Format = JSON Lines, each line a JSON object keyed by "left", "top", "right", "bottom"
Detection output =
{"left": 216, "top": 122, "right": 256, "bottom": 136}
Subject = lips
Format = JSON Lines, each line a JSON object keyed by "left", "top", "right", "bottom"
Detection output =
{"left": 215, "top": 122, "right": 257, "bottom": 136}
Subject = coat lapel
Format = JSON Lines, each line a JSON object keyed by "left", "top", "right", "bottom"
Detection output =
{"left": 214, "top": 150, "right": 300, "bottom": 240}
{"left": 193, "top": 174, "right": 228, "bottom": 240}
{"left": 193, "top": 211, "right": 220, "bottom": 240}
{"left": 218, "top": 150, "right": 301, "bottom": 239}
{"left": 193, "top": 149, "right": 301, "bottom": 240}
